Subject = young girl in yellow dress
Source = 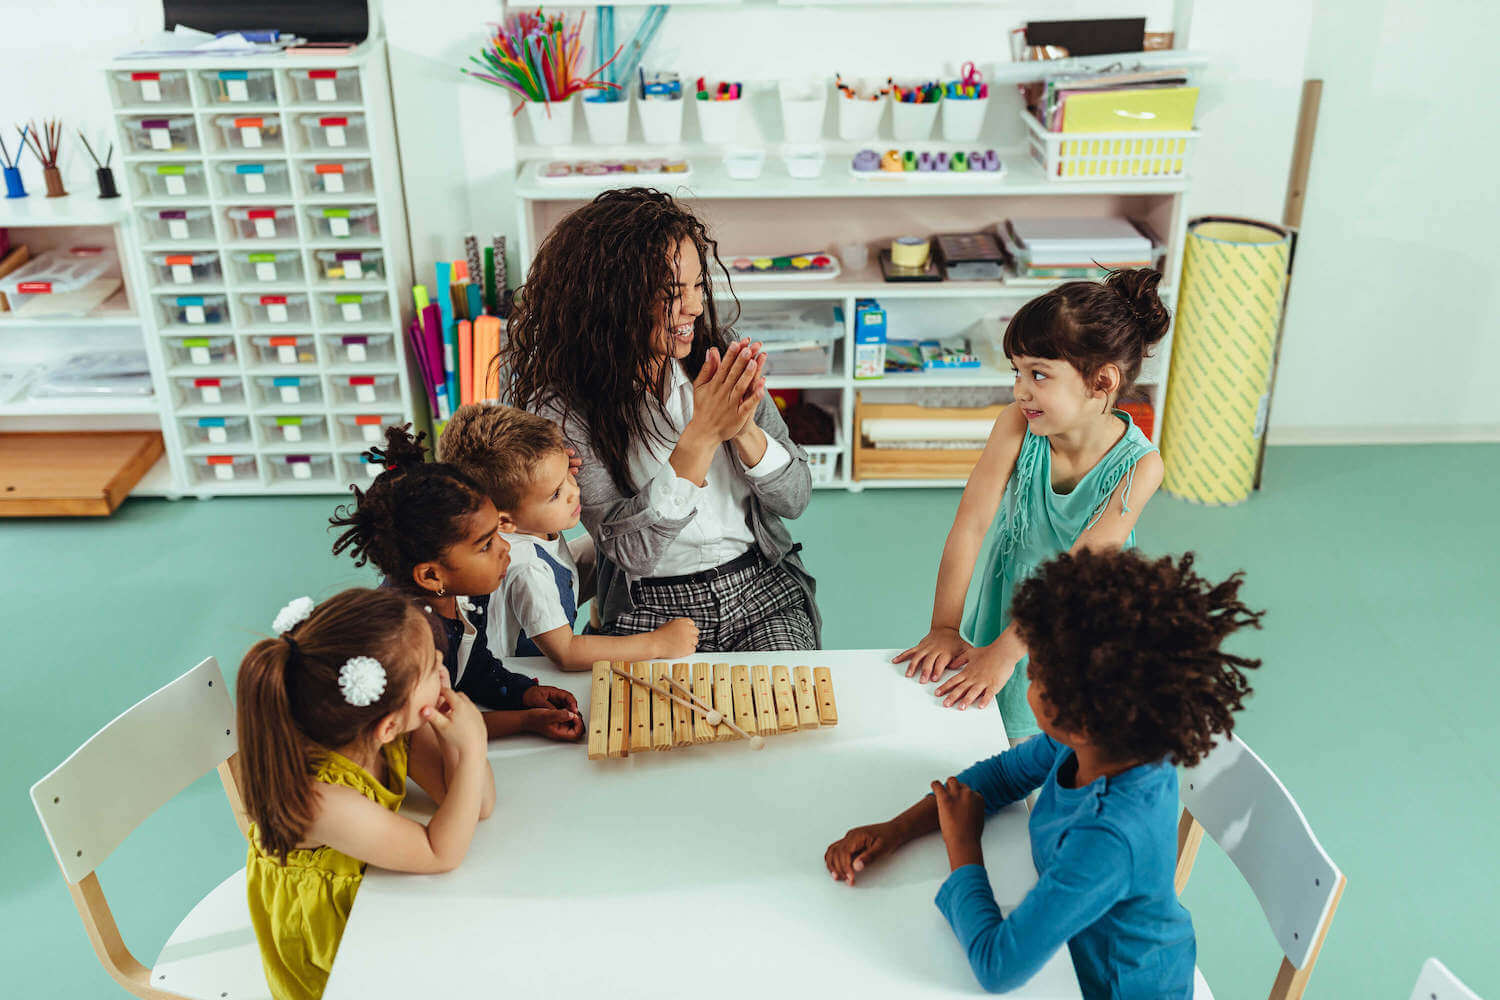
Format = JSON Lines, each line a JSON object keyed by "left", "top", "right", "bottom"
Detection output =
{"left": 237, "top": 588, "right": 494, "bottom": 1000}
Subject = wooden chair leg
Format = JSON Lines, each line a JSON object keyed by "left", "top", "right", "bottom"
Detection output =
{"left": 67, "top": 872, "right": 185, "bottom": 1000}
{"left": 218, "top": 754, "right": 250, "bottom": 838}
{"left": 1175, "top": 809, "right": 1204, "bottom": 895}
{"left": 1267, "top": 873, "right": 1346, "bottom": 1000}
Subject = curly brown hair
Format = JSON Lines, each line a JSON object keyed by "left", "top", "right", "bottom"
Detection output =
{"left": 1003, "top": 267, "right": 1171, "bottom": 402}
{"left": 439, "top": 403, "right": 566, "bottom": 511}
{"left": 500, "top": 187, "right": 737, "bottom": 495}
{"left": 1010, "top": 548, "right": 1263, "bottom": 767}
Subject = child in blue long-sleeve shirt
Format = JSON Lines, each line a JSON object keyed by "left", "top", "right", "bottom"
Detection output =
{"left": 825, "top": 549, "right": 1263, "bottom": 998}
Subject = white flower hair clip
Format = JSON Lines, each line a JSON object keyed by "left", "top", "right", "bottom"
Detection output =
{"left": 339, "top": 656, "right": 387, "bottom": 707}
{"left": 273, "top": 596, "right": 315, "bottom": 634}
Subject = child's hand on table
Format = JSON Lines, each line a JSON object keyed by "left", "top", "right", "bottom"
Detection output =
{"left": 894, "top": 626, "right": 974, "bottom": 683}
{"left": 934, "top": 633, "right": 1024, "bottom": 710}
{"left": 825, "top": 821, "right": 902, "bottom": 886}
{"left": 653, "top": 617, "right": 700, "bottom": 657}
{"left": 931, "top": 777, "right": 986, "bottom": 870}
{"left": 525, "top": 708, "right": 585, "bottom": 742}
{"left": 523, "top": 684, "right": 579, "bottom": 715}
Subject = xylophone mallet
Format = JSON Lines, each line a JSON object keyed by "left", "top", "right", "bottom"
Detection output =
{"left": 658, "top": 671, "right": 766, "bottom": 750}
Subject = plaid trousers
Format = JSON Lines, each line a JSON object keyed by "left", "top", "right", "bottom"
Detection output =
{"left": 608, "top": 555, "right": 817, "bottom": 652}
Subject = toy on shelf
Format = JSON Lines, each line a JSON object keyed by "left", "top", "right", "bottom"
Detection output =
{"left": 852, "top": 147, "right": 1003, "bottom": 179}
{"left": 533, "top": 157, "right": 691, "bottom": 184}
{"left": 586, "top": 660, "right": 838, "bottom": 761}
{"left": 721, "top": 251, "right": 840, "bottom": 282}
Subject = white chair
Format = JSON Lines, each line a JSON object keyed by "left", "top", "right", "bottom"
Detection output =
{"left": 30, "top": 657, "right": 269, "bottom": 1000}
{"left": 1410, "top": 958, "right": 1483, "bottom": 1000}
{"left": 1175, "top": 734, "right": 1346, "bottom": 1000}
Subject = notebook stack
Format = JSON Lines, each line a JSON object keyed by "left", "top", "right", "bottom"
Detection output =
{"left": 998, "top": 217, "right": 1156, "bottom": 281}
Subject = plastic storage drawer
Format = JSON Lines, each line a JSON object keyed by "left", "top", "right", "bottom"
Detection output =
{"left": 215, "top": 161, "right": 290, "bottom": 197}
{"left": 111, "top": 69, "right": 189, "bottom": 106}
{"left": 252, "top": 374, "right": 323, "bottom": 407}
{"left": 257, "top": 414, "right": 329, "bottom": 446}
{"left": 338, "top": 451, "right": 385, "bottom": 482}
{"left": 150, "top": 252, "right": 221, "bottom": 286}
{"left": 335, "top": 412, "right": 401, "bottom": 445}
{"left": 267, "top": 453, "right": 335, "bottom": 483}
{"left": 248, "top": 334, "right": 318, "bottom": 366}
{"left": 324, "top": 333, "right": 394, "bottom": 365}
{"left": 136, "top": 162, "right": 206, "bottom": 198}
{"left": 123, "top": 115, "right": 197, "bottom": 153}
{"left": 314, "top": 248, "right": 384, "bottom": 281}
{"left": 297, "top": 113, "right": 368, "bottom": 150}
{"left": 192, "top": 454, "right": 259, "bottom": 484}
{"left": 290, "top": 68, "right": 362, "bottom": 103}
{"left": 226, "top": 207, "right": 298, "bottom": 240}
{"left": 298, "top": 159, "right": 374, "bottom": 196}
{"left": 211, "top": 114, "right": 285, "bottom": 153}
{"left": 156, "top": 293, "right": 229, "bottom": 328}
{"left": 240, "top": 292, "right": 310, "bottom": 326}
{"left": 317, "top": 290, "right": 388, "bottom": 325}
{"left": 227, "top": 250, "right": 302, "bottom": 284}
{"left": 173, "top": 375, "right": 245, "bottom": 408}
{"left": 198, "top": 69, "right": 276, "bottom": 104}
{"left": 305, "top": 205, "right": 378, "bottom": 239}
{"left": 331, "top": 373, "right": 399, "bottom": 406}
{"left": 180, "top": 415, "right": 251, "bottom": 447}
{"left": 165, "top": 335, "right": 235, "bottom": 368}
{"left": 140, "top": 207, "right": 215, "bottom": 242}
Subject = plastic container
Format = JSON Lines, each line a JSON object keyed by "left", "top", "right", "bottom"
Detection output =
{"left": 636, "top": 95, "right": 685, "bottom": 145}
{"left": 779, "top": 80, "right": 827, "bottom": 143}
{"left": 317, "top": 290, "right": 389, "bottom": 325}
{"left": 804, "top": 435, "right": 843, "bottom": 485}
{"left": 136, "top": 162, "right": 206, "bottom": 198}
{"left": 267, "top": 453, "right": 335, "bottom": 484}
{"left": 890, "top": 93, "right": 941, "bottom": 142}
{"left": 305, "top": 205, "right": 378, "bottom": 240}
{"left": 324, "top": 333, "right": 395, "bottom": 365}
{"left": 737, "top": 303, "right": 841, "bottom": 376}
{"left": 211, "top": 114, "right": 285, "bottom": 152}
{"left": 297, "top": 159, "right": 373, "bottom": 195}
{"left": 150, "top": 251, "right": 221, "bottom": 286}
{"left": 0, "top": 247, "right": 115, "bottom": 298}
{"left": 156, "top": 293, "right": 229, "bottom": 328}
{"left": 180, "top": 415, "right": 251, "bottom": 447}
{"left": 227, "top": 249, "right": 302, "bottom": 284}
{"left": 837, "top": 90, "right": 886, "bottom": 142}
{"left": 112, "top": 69, "right": 189, "bottom": 106}
{"left": 338, "top": 451, "right": 386, "bottom": 483}
{"left": 290, "top": 68, "right": 362, "bottom": 103}
{"left": 173, "top": 375, "right": 245, "bottom": 408}
{"left": 524, "top": 98, "right": 577, "bottom": 145}
{"left": 226, "top": 207, "right": 298, "bottom": 240}
{"left": 336, "top": 412, "right": 402, "bottom": 446}
{"left": 940, "top": 94, "right": 988, "bottom": 142}
{"left": 583, "top": 94, "right": 631, "bottom": 144}
{"left": 297, "top": 113, "right": 368, "bottom": 150}
{"left": 782, "top": 146, "right": 826, "bottom": 179}
{"left": 1021, "top": 110, "right": 1198, "bottom": 181}
{"left": 252, "top": 374, "right": 323, "bottom": 407}
{"left": 695, "top": 97, "right": 744, "bottom": 144}
{"left": 257, "top": 413, "right": 329, "bottom": 446}
{"left": 240, "top": 292, "right": 310, "bottom": 326}
{"left": 723, "top": 149, "right": 765, "bottom": 180}
{"left": 331, "top": 373, "right": 399, "bottom": 406}
{"left": 164, "top": 335, "right": 235, "bottom": 369}
{"left": 124, "top": 115, "right": 198, "bottom": 153}
{"left": 141, "top": 207, "right": 215, "bottom": 242}
{"left": 248, "top": 333, "right": 318, "bottom": 366}
{"left": 198, "top": 69, "right": 276, "bottom": 104}
{"left": 215, "top": 161, "right": 291, "bottom": 197}
{"left": 313, "top": 249, "right": 384, "bottom": 281}
{"left": 191, "top": 454, "right": 259, "bottom": 484}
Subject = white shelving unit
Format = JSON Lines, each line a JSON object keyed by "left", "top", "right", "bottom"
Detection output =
{"left": 105, "top": 40, "right": 418, "bottom": 497}
{"left": 513, "top": 118, "right": 1189, "bottom": 489}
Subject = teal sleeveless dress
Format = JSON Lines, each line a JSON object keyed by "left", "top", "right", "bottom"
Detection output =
{"left": 959, "top": 411, "right": 1157, "bottom": 738}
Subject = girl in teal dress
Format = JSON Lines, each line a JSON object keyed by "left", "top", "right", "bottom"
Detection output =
{"left": 895, "top": 269, "right": 1170, "bottom": 740}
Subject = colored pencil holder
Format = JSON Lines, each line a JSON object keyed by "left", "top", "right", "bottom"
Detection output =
{"left": 583, "top": 93, "right": 632, "bottom": 145}
{"left": 636, "top": 95, "right": 684, "bottom": 145}
{"left": 696, "top": 96, "right": 743, "bottom": 145}
{"left": 95, "top": 167, "right": 121, "bottom": 199}
{"left": 524, "top": 97, "right": 577, "bottom": 146}
{"left": 779, "top": 80, "right": 827, "bottom": 143}
{"left": 940, "top": 94, "right": 989, "bottom": 142}
{"left": 3, "top": 166, "right": 26, "bottom": 199}
{"left": 837, "top": 90, "right": 886, "bottom": 142}
{"left": 43, "top": 166, "right": 67, "bottom": 198}
{"left": 890, "top": 92, "right": 942, "bottom": 142}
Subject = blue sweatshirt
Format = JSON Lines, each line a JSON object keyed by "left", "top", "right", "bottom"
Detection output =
{"left": 933, "top": 735, "right": 1194, "bottom": 998}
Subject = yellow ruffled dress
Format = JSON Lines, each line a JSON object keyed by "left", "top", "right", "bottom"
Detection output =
{"left": 245, "top": 736, "right": 409, "bottom": 1000}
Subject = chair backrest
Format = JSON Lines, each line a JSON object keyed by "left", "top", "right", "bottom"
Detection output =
{"left": 32, "top": 657, "right": 239, "bottom": 884}
{"left": 1410, "top": 958, "right": 1484, "bottom": 1000}
{"left": 1178, "top": 734, "right": 1343, "bottom": 971}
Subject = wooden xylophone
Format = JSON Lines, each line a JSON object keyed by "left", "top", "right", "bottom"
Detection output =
{"left": 587, "top": 661, "right": 838, "bottom": 760}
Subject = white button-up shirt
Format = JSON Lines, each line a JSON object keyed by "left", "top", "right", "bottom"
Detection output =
{"left": 630, "top": 360, "right": 791, "bottom": 577}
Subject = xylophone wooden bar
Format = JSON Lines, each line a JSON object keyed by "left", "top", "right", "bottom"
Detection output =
{"left": 608, "top": 666, "right": 629, "bottom": 758}
{"left": 650, "top": 662, "right": 672, "bottom": 750}
{"left": 752, "top": 665, "right": 777, "bottom": 735}
{"left": 814, "top": 667, "right": 838, "bottom": 725}
{"left": 793, "top": 666, "right": 819, "bottom": 729}
{"left": 691, "top": 663, "right": 715, "bottom": 743}
{"left": 771, "top": 666, "right": 799, "bottom": 733}
{"left": 671, "top": 662, "right": 694, "bottom": 747}
{"left": 731, "top": 665, "right": 758, "bottom": 736}
{"left": 629, "top": 662, "right": 652, "bottom": 753}
{"left": 712, "top": 664, "right": 734, "bottom": 741}
{"left": 587, "top": 663, "right": 611, "bottom": 760}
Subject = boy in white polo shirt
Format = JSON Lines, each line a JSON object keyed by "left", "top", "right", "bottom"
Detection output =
{"left": 441, "top": 403, "right": 699, "bottom": 670}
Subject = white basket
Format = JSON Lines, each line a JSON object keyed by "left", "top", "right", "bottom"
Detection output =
{"left": 803, "top": 431, "right": 843, "bottom": 485}
{"left": 1022, "top": 110, "right": 1198, "bottom": 181}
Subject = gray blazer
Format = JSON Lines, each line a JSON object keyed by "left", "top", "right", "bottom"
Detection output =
{"left": 541, "top": 393, "right": 821, "bottom": 647}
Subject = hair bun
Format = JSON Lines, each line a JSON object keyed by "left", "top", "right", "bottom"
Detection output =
{"left": 366, "top": 423, "right": 427, "bottom": 471}
{"left": 1105, "top": 268, "right": 1170, "bottom": 347}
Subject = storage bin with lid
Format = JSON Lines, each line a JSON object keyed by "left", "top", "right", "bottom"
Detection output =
{"left": 297, "top": 159, "right": 373, "bottom": 196}
{"left": 257, "top": 414, "right": 329, "bottom": 446}
{"left": 314, "top": 249, "right": 384, "bottom": 281}
{"left": 736, "top": 302, "right": 842, "bottom": 376}
{"left": 248, "top": 334, "right": 317, "bottom": 366}
{"left": 336, "top": 412, "right": 402, "bottom": 446}
{"left": 267, "top": 453, "right": 335, "bottom": 483}
{"left": 289, "top": 68, "right": 362, "bottom": 103}
{"left": 252, "top": 374, "right": 323, "bottom": 407}
{"left": 164, "top": 335, "right": 236, "bottom": 369}
{"left": 150, "top": 251, "right": 221, "bottom": 286}
{"left": 179, "top": 415, "right": 251, "bottom": 447}
{"left": 215, "top": 161, "right": 290, "bottom": 197}
{"left": 191, "top": 454, "right": 259, "bottom": 484}
{"left": 155, "top": 292, "right": 229, "bottom": 328}
{"left": 111, "top": 69, "right": 189, "bottom": 106}
{"left": 173, "top": 375, "right": 245, "bottom": 408}
{"left": 122, "top": 115, "right": 197, "bottom": 153}
{"left": 305, "top": 205, "right": 377, "bottom": 239}
{"left": 198, "top": 69, "right": 276, "bottom": 104}
{"left": 297, "top": 113, "right": 368, "bottom": 150}
{"left": 135, "top": 162, "right": 206, "bottom": 198}
{"left": 331, "top": 373, "right": 398, "bottom": 406}
{"left": 211, "top": 114, "right": 285, "bottom": 152}
{"left": 227, "top": 249, "right": 302, "bottom": 284}
{"left": 226, "top": 207, "right": 298, "bottom": 240}
{"left": 0, "top": 246, "right": 115, "bottom": 299}
{"left": 316, "top": 290, "right": 388, "bottom": 325}
{"left": 338, "top": 451, "right": 385, "bottom": 483}
{"left": 324, "top": 333, "right": 394, "bottom": 366}
{"left": 240, "top": 292, "right": 309, "bottom": 326}
{"left": 140, "top": 207, "right": 214, "bottom": 242}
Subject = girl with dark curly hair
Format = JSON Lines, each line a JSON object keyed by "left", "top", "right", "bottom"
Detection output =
{"left": 828, "top": 548, "right": 1263, "bottom": 998}
{"left": 895, "top": 269, "right": 1171, "bottom": 738}
{"left": 502, "top": 187, "right": 819, "bottom": 652}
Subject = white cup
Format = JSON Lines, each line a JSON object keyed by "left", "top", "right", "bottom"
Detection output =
{"left": 524, "top": 97, "right": 577, "bottom": 146}
{"left": 780, "top": 80, "right": 827, "bottom": 143}
{"left": 890, "top": 92, "right": 940, "bottom": 142}
{"left": 636, "top": 95, "right": 685, "bottom": 145}
{"left": 582, "top": 93, "right": 631, "bottom": 144}
{"left": 941, "top": 94, "right": 988, "bottom": 142}
{"left": 837, "top": 90, "right": 886, "bottom": 141}
{"left": 696, "top": 97, "right": 744, "bottom": 145}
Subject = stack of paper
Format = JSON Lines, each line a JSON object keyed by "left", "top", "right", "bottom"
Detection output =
{"left": 1001, "top": 217, "right": 1154, "bottom": 279}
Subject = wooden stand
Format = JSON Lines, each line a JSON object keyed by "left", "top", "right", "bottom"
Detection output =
{"left": 852, "top": 397, "right": 1004, "bottom": 481}
{"left": 0, "top": 431, "right": 163, "bottom": 516}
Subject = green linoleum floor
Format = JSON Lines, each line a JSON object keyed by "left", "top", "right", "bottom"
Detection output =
{"left": 5, "top": 443, "right": 1497, "bottom": 997}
